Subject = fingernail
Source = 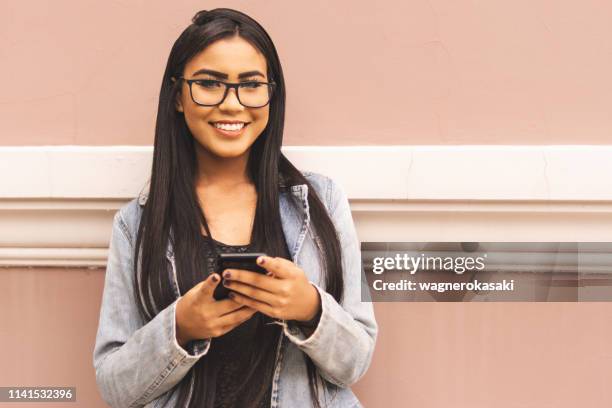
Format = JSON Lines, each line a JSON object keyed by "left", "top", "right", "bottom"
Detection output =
{"left": 223, "top": 279, "right": 231, "bottom": 286}
{"left": 211, "top": 274, "right": 219, "bottom": 282}
{"left": 223, "top": 270, "right": 231, "bottom": 279}
{"left": 258, "top": 256, "right": 265, "bottom": 265}
{"left": 228, "top": 292, "right": 235, "bottom": 299}
{"left": 266, "top": 271, "right": 273, "bottom": 276}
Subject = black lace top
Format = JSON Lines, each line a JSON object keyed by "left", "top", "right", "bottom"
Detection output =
{"left": 199, "top": 234, "right": 288, "bottom": 408}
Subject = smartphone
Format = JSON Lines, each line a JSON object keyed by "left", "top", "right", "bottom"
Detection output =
{"left": 213, "top": 252, "right": 268, "bottom": 300}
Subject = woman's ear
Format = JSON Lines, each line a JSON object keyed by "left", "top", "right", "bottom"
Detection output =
{"left": 170, "top": 77, "right": 184, "bottom": 112}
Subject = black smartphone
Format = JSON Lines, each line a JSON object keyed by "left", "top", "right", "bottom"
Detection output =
{"left": 213, "top": 252, "right": 268, "bottom": 300}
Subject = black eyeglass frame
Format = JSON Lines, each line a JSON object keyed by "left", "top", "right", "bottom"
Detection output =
{"left": 175, "top": 76, "right": 276, "bottom": 108}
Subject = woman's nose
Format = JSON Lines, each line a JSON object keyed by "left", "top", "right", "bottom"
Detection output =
{"left": 218, "top": 87, "right": 244, "bottom": 111}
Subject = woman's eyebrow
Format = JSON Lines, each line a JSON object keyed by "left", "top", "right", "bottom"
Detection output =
{"left": 238, "top": 70, "right": 265, "bottom": 79}
{"left": 191, "top": 68, "right": 265, "bottom": 79}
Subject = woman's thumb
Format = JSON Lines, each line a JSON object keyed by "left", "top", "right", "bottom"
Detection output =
{"left": 198, "top": 273, "right": 220, "bottom": 299}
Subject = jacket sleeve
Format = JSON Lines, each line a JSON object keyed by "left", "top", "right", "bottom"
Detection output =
{"left": 93, "top": 211, "right": 211, "bottom": 408}
{"left": 282, "top": 177, "right": 379, "bottom": 387}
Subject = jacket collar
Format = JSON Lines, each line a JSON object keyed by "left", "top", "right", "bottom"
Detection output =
{"left": 137, "top": 181, "right": 311, "bottom": 264}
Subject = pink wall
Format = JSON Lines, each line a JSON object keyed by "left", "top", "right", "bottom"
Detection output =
{"left": 0, "top": 268, "right": 105, "bottom": 407}
{"left": 1, "top": 0, "right": 612, "bottom": 145}
{"left": 2, "top": 268, "right": 612, "bottom": 407}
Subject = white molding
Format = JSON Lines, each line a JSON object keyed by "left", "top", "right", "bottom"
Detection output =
{"left": 0, "top": 248, "right": 108, "bottom": 267}
{"left": 2, "top": 145, "right": 612, "bottom": 200}
{"left": 1, "top": 145, "right": 611, "bottom": 267}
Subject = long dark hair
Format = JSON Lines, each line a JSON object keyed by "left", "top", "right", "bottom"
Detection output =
{"left": 133, "top": 8, "right": 344, "bottom": 407}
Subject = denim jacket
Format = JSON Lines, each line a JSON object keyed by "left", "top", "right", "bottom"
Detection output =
{"left": 93, "top": 171, "right": 378, "bottom": 408}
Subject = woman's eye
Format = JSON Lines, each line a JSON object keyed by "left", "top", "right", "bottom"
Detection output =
{"left": 241, "top": 81, "right": 262, "bottom": 89}
{"left": 196, "top": 80, "right": 221, "bottom": 89}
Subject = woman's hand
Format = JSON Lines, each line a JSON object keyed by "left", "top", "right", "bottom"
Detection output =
{"left": 175, "top": 273, "right": 257, "bottom": 347}
{"left": 221, "top": 256, "right": 321, "bottom": 322}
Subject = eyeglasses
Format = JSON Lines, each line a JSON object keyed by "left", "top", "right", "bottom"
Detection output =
{"left": 175, "top": 77, "right": 276, "bottom": 108}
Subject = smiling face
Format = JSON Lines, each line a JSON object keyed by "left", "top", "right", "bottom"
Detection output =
{"left": 175, "top": 35, "right": 270, "bottom": 161}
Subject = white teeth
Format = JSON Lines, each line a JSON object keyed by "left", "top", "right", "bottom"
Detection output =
{"left": 214, "top": 122, "right": 245, "bottom": 131}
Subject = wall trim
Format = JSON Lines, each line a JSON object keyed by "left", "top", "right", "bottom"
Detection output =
{"left": 1, "top": 145, "right": 611, "bottom": 267}
{"left": 2, "top": 145, "right": 612, "bottom": 200}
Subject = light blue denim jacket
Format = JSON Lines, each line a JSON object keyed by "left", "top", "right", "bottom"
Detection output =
{"left": 93, "top": 171, "right": 378, "bottom": 408}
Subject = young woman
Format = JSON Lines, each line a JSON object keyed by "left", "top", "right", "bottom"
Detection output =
{"left": 93, "top": 8, "right": 377, "bottom": 408}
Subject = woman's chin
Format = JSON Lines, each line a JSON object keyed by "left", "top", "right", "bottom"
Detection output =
{"left": 218, "top": 150, "right": 248, "bottom": 159}
{"left": 193, "top": 137, "right": 251, "bottom": 160}
{"left": 208, "top": 145, "right": 251, "bottom": 159}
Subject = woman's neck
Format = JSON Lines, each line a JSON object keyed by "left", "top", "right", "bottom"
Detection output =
{"left": 194, "top": 146, "right": 252, "bottom": 189}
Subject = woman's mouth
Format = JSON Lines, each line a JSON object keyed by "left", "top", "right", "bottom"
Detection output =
{"left": 209, "top": 121, "right": 250, "bottom": 137}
